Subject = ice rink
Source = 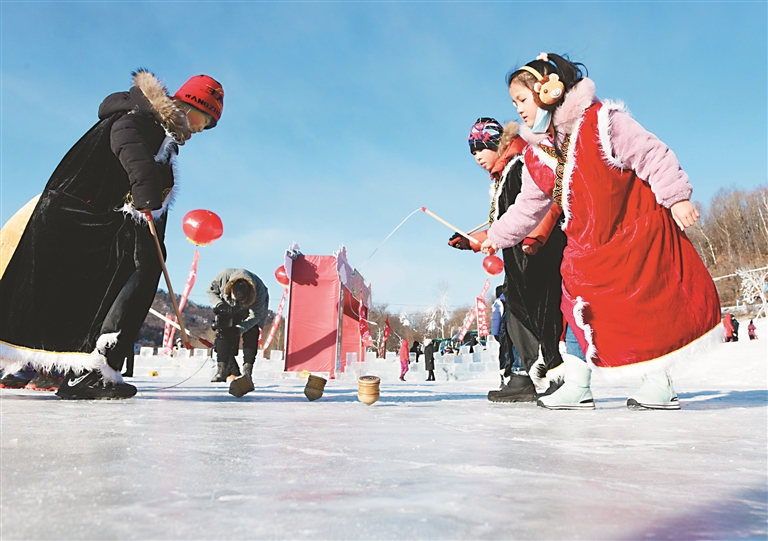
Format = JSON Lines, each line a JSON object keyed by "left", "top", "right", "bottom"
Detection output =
{"left": 1, "top": 319, "right": 766, "bottom": 540}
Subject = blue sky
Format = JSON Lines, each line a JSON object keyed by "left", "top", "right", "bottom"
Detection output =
{"left": 2, "top": 1, "right": 766, "bottom": 313}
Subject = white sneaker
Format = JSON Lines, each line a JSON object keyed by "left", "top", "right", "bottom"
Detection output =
{"left": 537, "top": 354, "right": 595, "bottom": 410}
{"left": 627, "top": 371, "right": 680, "bottom": 410}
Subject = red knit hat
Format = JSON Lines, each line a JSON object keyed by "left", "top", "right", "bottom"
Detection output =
{"left": 173, "top": 75, "right": 224, "bottom": 128}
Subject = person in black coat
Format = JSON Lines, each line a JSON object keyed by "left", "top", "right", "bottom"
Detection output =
{"left": 423, "top": 339, "right": 436, "bottom": 381}
{"left": 409, "top": 340, "right": 422, "bottom": 363}
{"left": 0, "top": 69, "right": 224, "bottom": 399}
{"left": 450, "top": 118, "right": 566, "bottom": 402}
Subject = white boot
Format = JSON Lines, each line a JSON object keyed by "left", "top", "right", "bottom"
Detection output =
{"left": 537, "top": 354, "right": 594, "bottom": 410}
{"left": 529, "top": 358, "right": 565, "bottom": 396}
{"left": 627, "top": 371, "right": 680, "bottom": 410}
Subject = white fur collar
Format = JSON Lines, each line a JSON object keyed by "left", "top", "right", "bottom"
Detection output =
{"left": 553, "top": 78, "right": 599, "bottom": 134}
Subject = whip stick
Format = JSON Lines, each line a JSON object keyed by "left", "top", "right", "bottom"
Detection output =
{"left": 144, "top": 212, "right": 192, "bottom": 350}
{"left": 467, "top": 221, "right": 489, "bottom": 235}
{"left": 421, "top": 207, "right": 479, "bottom": 246}
{"left": 148, "top": 308, "right": 213, "bottom": 348}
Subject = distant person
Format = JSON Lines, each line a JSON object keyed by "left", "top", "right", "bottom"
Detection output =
{"left": 423, "top": 339, "right": 436, "bottom": 381}
{"left": 723, "top": 313, "right": 735, "bottom": 342}
{"left": 410, "top": 340, "right": 422, "bottom": 363}
{"left": 0, "top": 69, "right": 224, "bottom": 399}
{"left": 748, "top": 320, "right": 757, "bottom": 340}
{"left": 732, "top": 316, "right": 740, "bottom": 342}
{"left": 399, "top": 339, "right": 409, "bottom": 381}
{"left": 468, "top": 335, "right": 478, "bottom": 353}
{"left": 207, "top": 269, "right": 269, "bottom": 384}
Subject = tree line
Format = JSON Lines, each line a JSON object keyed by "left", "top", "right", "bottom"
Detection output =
{"left": 688, "top": 186, "right": 768, "bottom": 305}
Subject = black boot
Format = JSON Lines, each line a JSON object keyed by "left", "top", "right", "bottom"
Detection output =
{"left": 227, "top": 358, "right": 241, "bottom": 378}
{"left": 243, "top": 363, "right": 254, "bottom": 383}
{"left": 56, "top": 370, "right": 137, "bottom": 400}
{"left": 211, "top": 362, "right": 228, "bottom": 383}
{"left": 487, "top": 373, "right": 537, "bottom": 403}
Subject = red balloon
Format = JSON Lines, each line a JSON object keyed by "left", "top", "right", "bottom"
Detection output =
{"left": 482, "top": 255, "right": 504, "bottom": 276}
{"left": 182, "top": 209, "right": 223, "bottom": 246}
{"left": 275, "top": 265, "right": 290, "bottom": 287}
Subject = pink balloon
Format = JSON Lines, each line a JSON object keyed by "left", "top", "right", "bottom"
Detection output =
{"left": 182, "top": 210, "right": 223, "bottom": 246}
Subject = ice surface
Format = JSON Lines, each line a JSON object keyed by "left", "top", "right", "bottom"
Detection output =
{"left": 1, "top": 319, "right": 766, "bottom": 540}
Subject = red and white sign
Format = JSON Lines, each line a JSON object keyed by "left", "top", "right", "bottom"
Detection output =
{"left": 163, "top": 248, "right": 200, "bottom": 353}
{"left": 378, "top": 317, "right": 391, "bottom": 357}
{"left": 359, "top": 302, "right": 373, "bottom": 347}
{"left": 476, "top": 296, "right": 489, "bottom": 337}
{"left": 261, "top": 287, "right": 288, "bottom": 351}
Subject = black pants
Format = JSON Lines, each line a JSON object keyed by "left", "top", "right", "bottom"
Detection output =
{"left": 215, "top": 326, "right": 261, "bottom": 366}
{"left": 101, "top": 216, "right": 166, "bottom": 372}
{"left": 505, "top": 311, "right": 539, "bottom": 374}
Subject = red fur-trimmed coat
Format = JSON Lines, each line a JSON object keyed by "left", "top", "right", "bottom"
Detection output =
{"left": 487, "top": 79, "right": 721, "bottom": 372}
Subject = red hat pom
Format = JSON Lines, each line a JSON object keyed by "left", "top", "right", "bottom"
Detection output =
{"left": 173, "top": 75, "right": 224, "bottom": 127}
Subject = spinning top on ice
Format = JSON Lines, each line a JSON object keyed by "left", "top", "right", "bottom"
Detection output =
{"left": 229, "top": 375, "right": 255, "bottom": 398}
{"left": 357, "top": 375, "right": 380, "bottom": 406}
{"left": 304, "top": 374, "right": 327, "bottom": 401}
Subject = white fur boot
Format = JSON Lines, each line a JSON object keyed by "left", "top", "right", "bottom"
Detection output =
{"left": 627, "top": 371, "right": 680, "bottom": 410}
{"left": 537, "top": 354, "right": 594, "bottom": 410}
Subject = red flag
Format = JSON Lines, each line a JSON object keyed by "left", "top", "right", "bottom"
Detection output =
{"left": 163, "top": 248, "right": 200, "bottom": 353}
{"left": 262, "top": 287, "right": 288, "bottom": 351}
{"left": 456, "top": 307, "right": 476, "bottom": 342}
{"left": 378, "top": 317, "right": 391, "bottom": 357}
{"left": 162, "top": 312, "right": 175, "bottom": 355}
{"left": 359, "top": 301, "right": 373, "bottom": 347}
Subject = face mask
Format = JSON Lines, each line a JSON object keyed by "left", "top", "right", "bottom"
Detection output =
{"left": 531, "top": 107, "right": 552, "bottom": 133}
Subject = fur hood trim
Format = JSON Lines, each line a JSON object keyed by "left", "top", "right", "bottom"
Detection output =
{"left": 132, "top": 69, "right": 191, "bottom": 143}
{"left": 496, "top": 121, "right": 520, "bottom": 156}
{"left": 224, "top": 276, "right": 257, "bottom": 306}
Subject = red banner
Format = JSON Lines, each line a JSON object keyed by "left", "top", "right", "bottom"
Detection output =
{"left": 456, "top": 307, "right": 476, "bottom": 342}
{"left": 480, "top": 278, "right": 491, "bottom": 299}
{"left": 378, "top": 317, "right": 391, "bottom": 357}
{"left": 476, "top": 296, "right": 489, "bottom": 337}
{"left": 359, "top": 301, "right": 373, "bottom": 347}
{"left": 163, "top": 248, "right": 200, "bottom": 353}
{"left": 261, "top": 287, "right": 288, "bottom": 352}
{"left": 457, "top": 280, "right": 490, "bottom": 342}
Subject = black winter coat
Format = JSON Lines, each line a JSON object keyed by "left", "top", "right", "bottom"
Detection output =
{"left": 424, "top": 342, "right": 435, "bottom": 371}
{"left": 496, "top": 151, "right": 566, "bottom": 372}
{"left": 0, "top": 70, "right": 189, "bottom": 370}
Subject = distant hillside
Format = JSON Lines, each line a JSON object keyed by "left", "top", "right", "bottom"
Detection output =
{"left": 138, "top": 290, "right": 284, "bottom": 354}
{"left": 138, "top": 290, "right": 215, "bottom": 348}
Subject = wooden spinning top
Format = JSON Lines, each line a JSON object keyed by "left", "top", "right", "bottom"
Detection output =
{"left": 304, "top": 374, "right": 327, "bottom": 401}
{"left": 357, "top": 375, "right": 380, "bottom": 406}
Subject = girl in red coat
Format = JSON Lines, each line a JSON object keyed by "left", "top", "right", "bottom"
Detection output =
{"left": 482, "top": 53, "right": 721, "bottom": 410}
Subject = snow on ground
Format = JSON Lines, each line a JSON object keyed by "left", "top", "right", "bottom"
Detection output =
{"left": 1, "top": 319, "right": 766, "bottom": 540}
